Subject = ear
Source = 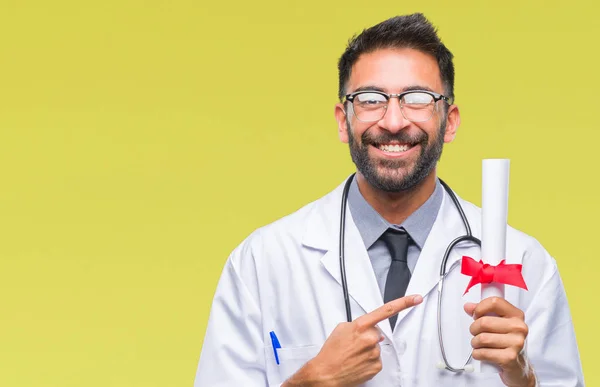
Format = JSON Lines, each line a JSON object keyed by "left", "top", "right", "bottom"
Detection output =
{"left": 335, "top": 102, "right": 349, "bottom": 144}
{"left": 443, "top": 104, "right": 461, "bottom": 143}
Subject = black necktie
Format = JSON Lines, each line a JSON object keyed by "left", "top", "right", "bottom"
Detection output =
{"left": 381, "top": 228, "right": 411, "bottom": 331}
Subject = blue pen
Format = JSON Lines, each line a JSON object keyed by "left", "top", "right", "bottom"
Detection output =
{"left": 269, "top": 331, "right": 281, "bottom": 365}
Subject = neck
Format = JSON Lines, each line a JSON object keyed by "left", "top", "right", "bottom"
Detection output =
{"left": 355, "top": 170, "right": 437, "bottom": 225}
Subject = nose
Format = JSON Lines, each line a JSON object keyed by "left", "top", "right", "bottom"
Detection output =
{"left": 377, "top": 97, "right": 410, "bottom": 133}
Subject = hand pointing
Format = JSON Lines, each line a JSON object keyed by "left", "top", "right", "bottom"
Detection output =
{"left": 283, "top": 295, "right": 423, "bottom": 387}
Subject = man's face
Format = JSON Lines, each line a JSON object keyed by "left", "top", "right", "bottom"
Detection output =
{"left": 335, "top": 48, "right": 460, "bottom": 192}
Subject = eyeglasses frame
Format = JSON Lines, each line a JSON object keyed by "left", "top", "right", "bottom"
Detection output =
{"left": 344, "top": 89, "right": 454, "bottom": 123}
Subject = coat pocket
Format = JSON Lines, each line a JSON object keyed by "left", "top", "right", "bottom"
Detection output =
{"left": 264, "top": 345, "right": 321, "bottom": 386}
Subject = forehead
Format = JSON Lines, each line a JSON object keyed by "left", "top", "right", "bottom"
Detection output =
{"left": 348, "top": 48, "right": 443, "bottom": 93}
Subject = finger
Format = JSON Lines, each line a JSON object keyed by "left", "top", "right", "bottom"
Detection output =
{"left": 472, "top": 348, "right": 520, "bottom": 369}
{"left": 360, "top": 327, "right": 384, "bottom": 347}
{"left": 464, "top": 302, "right": 477, "bottom": 316}
{"left": 473, "top": 297, "right": 524, "bottom": 320}
{"left": 355, "top": 295, "right": 423, "bottom": 330}
{"left": 368, "top": 343, "right": 382, "bottom": 361}
{"left": 471, "top": 332, "right": 526, "bottom": 350}
{"left": 470, "top": 316, "right": 529, "bottom": 337}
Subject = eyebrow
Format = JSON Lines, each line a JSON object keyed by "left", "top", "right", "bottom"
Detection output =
{"left": 350, "top": 85, "right": 436, "bottom": 94}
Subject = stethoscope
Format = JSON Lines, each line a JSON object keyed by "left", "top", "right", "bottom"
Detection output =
{"left": 339, "top": 173, "right": 480, "bottom": 373}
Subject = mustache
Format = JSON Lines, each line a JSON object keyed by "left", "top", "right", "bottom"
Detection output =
{"left": 361, "top": 130, "right": 428, "bottom": 146}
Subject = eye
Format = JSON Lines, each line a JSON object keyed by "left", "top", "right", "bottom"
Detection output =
{"left": 355, "top": 92, "right": 387, "bottom": 106}
{"left": 403, "top": 92, "right": 434, "bottom": 105}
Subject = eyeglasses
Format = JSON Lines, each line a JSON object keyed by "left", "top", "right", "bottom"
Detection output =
{"left": 344, "top": 89, "right": 453, "bottom": 123}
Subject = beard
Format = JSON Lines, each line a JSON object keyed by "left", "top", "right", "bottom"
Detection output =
{"left": 347, "top": 117, "right": 446, "bottom": 193}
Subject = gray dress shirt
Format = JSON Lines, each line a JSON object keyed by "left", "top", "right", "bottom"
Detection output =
{"left": 347, "top": 177, "right": 443, "bottom": 297}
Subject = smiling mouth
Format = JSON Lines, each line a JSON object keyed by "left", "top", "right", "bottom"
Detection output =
{"left": 373, "top": 141, "right": 417, "bottom": 153}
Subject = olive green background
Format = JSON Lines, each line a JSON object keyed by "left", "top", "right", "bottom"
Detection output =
{"left": 0, "top": 1, "right": 594, "bottom": 385}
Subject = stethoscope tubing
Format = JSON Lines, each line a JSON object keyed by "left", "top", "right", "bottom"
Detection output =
{"left": 338, "top": 173, "right": 480, "bottom": 372}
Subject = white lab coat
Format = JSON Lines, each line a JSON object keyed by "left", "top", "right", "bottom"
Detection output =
{"left": 194, "top": 178, "right": 584, "bottom": 386}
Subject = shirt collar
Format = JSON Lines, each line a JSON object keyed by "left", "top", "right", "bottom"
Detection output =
{"left": 347, "top": 176, "right": 443, "bottom": 250}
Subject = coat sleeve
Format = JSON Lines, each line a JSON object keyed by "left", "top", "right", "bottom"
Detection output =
{"left": 524, "top": 243, "right": 585, "bottom": 386}
{"left": 194, "top": 239, "right": 271, "bottom": 387}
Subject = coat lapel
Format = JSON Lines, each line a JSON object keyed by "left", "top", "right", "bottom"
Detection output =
{"left": 302, "top": 178, "right": 392, "bottom": 339}
{"left": 395, "top": 190, "right": 481, "bottom": 326}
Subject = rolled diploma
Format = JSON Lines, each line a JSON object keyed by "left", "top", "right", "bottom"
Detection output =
{"left": 480, "top": 159, "right": 509, "bottom": 373}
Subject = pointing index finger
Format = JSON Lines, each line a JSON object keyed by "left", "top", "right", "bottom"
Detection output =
{"left": 355, "top": 295, "right": 423, "bottom": 330}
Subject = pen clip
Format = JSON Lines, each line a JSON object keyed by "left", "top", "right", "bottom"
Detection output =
{"left": 269, "top": 331, "right": 281, "bottom": 365}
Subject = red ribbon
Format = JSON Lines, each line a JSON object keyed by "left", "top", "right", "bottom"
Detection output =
{"left": 461, "top": 256, "right": 528, "bottom": 295}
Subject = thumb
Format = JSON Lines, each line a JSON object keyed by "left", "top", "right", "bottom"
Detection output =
{"left": 464, "top": 302, "right": 477, "bottom": 317}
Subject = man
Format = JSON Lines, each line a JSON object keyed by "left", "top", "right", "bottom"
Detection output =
{"left": 194, "top": 13, "right": 584, "bottom": 386}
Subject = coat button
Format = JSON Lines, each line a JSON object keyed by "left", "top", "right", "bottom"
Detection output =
{"left": 396, "top": 340, "right": 407, "bottom": 355}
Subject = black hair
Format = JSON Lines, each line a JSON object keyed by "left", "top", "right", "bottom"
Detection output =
{"left": 337, "top": 13, "right": 455, "bottom": 102}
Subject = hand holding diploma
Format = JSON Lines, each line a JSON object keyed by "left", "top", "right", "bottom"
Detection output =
{"left": 464, "top": 298, "right": 535, "bottom": 387}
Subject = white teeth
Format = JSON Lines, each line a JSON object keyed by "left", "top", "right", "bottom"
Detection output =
{"left": 379, "top": 144, "right": 410, "bottom": 152}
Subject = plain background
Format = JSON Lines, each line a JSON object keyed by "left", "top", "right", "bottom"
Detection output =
{"left": 0, "top": 0, "right": 595, "bottom": 385}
